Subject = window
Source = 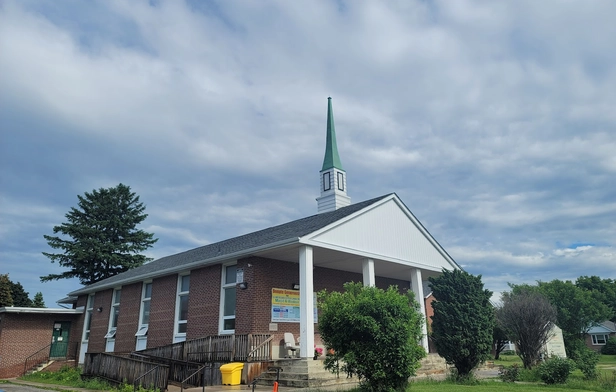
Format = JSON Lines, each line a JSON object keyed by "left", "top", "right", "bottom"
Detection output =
{"left": 174, "top": 275, "right": 190, "bottom": 342}
{"left": 337, "top": 172, "right": 344, "bottom": 191}
{"left": 220, "top": 264, "right": 236, "bottom": 333}
{"left": 105, "top": 289, "right": 121, "bottom": 339}
{"left": 323, "top": 172, "right": 331, "bottom": 191}
{"left": 83, "top": 294, "right": 94, "bottom": 341}
{"left": 136, "top": 282, "right": 152, "bottom": 337}
{"left": 592, "top": 334, "right": 608, "bottom": 345}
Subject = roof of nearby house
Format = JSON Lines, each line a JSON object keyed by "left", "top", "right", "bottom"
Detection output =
{"left": 589, "top": 320, "right": 616, "bottom": 334}
{"left": 69, "top": 194, "right": 392, "bottom": 296}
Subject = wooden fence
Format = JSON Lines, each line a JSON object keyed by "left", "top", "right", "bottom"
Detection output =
{"left": 83, "top": 352, "right": 169, "bottom": 391}
{"left": 130, "top": 353, "right": 223, "bottom": 386}
{"left": 137, "top": 334, "right": 272, "bottom": 363}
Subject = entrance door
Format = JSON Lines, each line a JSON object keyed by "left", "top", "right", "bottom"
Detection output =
{"left": 50, "top": 321, "right": 71, "bottom": 358}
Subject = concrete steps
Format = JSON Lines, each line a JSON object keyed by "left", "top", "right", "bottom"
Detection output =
{"left": 254, "top": 359, "right": 358, "bottom": 389}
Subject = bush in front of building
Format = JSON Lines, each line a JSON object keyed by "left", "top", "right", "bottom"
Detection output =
{"left": 603, "top": 337, "right": 616, "bottom": 355}
{"left": 536, "top": 356, "right": 575, "bottom": 384}
{"left": 428, "top": 269, "right": 495, "bottom": 380}
{"left": 318, "top": 282, "right": 426, "bottom": 392}
{"left": 574, "top": 346, "right": 600, "bottom": 380}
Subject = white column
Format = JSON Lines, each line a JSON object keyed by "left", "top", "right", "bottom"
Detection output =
{"left": 410, "top": 268, "right": 429, "bottom": 353}
{"left": 299, "top": 245, "right": 315, "bottom": 358}
{"left": 362, "top": 259, "right": 375, "bottom": 287}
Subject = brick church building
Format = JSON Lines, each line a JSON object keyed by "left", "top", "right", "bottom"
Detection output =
{"left": 1, "top": 98, "right": 460, "bottom": 378}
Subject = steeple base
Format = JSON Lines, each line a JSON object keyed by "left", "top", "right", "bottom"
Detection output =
{"left": 316, "top": 192, "right": 351, "bottom": 213}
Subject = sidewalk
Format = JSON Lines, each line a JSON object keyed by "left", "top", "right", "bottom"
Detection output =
{"left": 3, "top": 379, "right": 317, "bottom": 392}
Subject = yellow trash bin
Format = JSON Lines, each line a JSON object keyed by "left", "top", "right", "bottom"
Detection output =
{"left": 220, "top": 362, "right": 244, "bottom": 385}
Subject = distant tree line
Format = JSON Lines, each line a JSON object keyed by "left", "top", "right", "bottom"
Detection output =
{"left": 495, "top": 275, "right": 614, "bottom": 367}
{"left": 0, "top": 274, "right": 46, "bottom": 308}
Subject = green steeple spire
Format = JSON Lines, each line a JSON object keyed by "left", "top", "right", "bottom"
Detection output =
{"left": 322, "top": 97, "right": 343, "bottom": 171}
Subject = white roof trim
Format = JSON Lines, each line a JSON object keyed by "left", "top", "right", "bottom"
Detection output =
{"left": 0, "top": 307, "right": 83, "bottom": 314}
{"left": 300, "top": 238, "right": 445, "bottom": 272}
{"left": 301, "top": 194, "right": 460, "bottom": 270}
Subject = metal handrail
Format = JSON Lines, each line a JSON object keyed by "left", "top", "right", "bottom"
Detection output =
{"left": 23, "top": 343, "right": 52, "bottom": 375}
{"left": 247, "top": 335, "right": 274, "bottom": 361}
{"left": 180, "top": 364, "right": 211, "bottom": 392}
{"left": 133, "top": 365, "right": 161, "bottom": 392}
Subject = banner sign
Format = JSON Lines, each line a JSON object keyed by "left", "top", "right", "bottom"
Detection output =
{"left": 271, "top": 288, "right": 318, "bottom": 323}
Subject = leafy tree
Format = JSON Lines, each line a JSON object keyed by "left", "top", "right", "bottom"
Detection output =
{"left": 538, "top": 280, "right": 611, "bottom": 353}
{"left": 428, "top": 269, "right": 494, "bottom": 379}
{"left": 318, "top": 282, "right": 426, "bottom": 392}
{"left": 493, "top": 321, "right": 510, "bottom": 360}
{"left": 511, "top": 280, "right": 612, "bottom": 355}
{"left": 41, "top": 184, "right": 158, "bottom": 285}
{"left": 497, "top": 290, "right": 557, "bottom": 369}
{"left": 0, "top": 274, "right": 13, "bottom": 307}
{"left": 576, "top": 276, "right": 616, "bottom": 323}
{"left": 32, "top": 292, "right": 46, "bottom": 308}
{"left": 9, "top": 280, "right": 32, "bottom": 307}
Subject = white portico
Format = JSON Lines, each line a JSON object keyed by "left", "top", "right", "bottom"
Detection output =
{"left": 255, "top": 98, "right": 460, "bottom": 357}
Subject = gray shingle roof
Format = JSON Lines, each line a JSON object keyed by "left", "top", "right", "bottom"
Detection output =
{"left": 70, "top": 194, "right": 391, "bottom": 296}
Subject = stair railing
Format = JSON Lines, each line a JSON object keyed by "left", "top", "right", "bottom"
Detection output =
{"left": 180, "top": 364, "right": 212, "bottom": 392}
{"left": 23, "top": 343, "right": 52, "bottom": 376}
{"left": 247, "top": 335, "right": 274, "bottom": 362}
{"left": 133, "top": 365, "right": 163, "bottom": 392}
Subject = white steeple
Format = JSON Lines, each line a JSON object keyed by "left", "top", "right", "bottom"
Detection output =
{"left": 316, "top": 97, "right": 351, "bottom": 213}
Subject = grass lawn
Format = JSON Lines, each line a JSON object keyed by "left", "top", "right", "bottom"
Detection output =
{"left": 407, "top": 381, "right": 596, "bottom": 392}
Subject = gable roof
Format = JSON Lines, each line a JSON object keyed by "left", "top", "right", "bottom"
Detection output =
{"left": 70, "top": 194, "right": 391, "bottom": 296}
{"left": 588, "top": 320, "right": 616, "bottom": 334}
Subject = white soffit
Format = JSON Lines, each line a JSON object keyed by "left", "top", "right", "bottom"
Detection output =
{"left": 304, "top": 196, "right": 456, "bottom": 271}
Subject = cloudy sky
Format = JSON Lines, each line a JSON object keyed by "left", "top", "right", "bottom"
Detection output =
{"left": 1, "top": 0, "right": 615, "bottom": 306}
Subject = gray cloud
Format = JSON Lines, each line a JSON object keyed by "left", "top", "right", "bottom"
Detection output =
{"left": 1, "top": 0, "right": 614, "bottom": 304}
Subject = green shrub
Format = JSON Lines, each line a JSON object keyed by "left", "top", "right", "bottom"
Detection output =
{"left": 517, "top": 367, "right": 540, "bottom": 382}
{"left": 597, "top": 370, "right": 616, "bottom": 391}
{"left": 603, "top": 337, "right": 616, "bottom": 355}
{"left": 318, "top": 282, "right": 426, "bottom": 392}
{"left": 537, "top": 356, "right": 575, "bottom": 384}
{"left": 574, "top": 347, "right": 600, "bottom": 379}
{"left": 499, "top": 364, "right": 519, "bottom": 382}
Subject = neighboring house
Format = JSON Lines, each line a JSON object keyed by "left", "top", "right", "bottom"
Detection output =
{"left": 0, "top": 307, "right": 83, "bottom": 378}
{"left": 586, "top": 321, "right": 616, "bottom": 352}
{"left": 53, "top": 99, "right": 461, "bottom": 365}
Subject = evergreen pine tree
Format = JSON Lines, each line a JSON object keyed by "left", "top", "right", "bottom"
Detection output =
{"left": 32, "top": 292, "right": 46, "bottom": 308}
{"left": 0, "top": 274, "right": 13, "bottom": 307}
{"left": 429, "top": 269, "right": 494, "bottom": 380}
{"left": 9, "top": 281, "right": 32, "bottom": 307}
{"left": 41, "top": 183, "right": 158, "bottom": 285}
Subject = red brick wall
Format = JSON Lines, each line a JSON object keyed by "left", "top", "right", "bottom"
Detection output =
{"left": 148, "top": 275, "right": 178, "bottom": 348}
{"left": 585, "top": 333, "right": 616, "bottom": 352}
{"left": 87, "top": 289, "right": 112, "bottom": 353}
{"left": 0, "top": 313, "right": 80, "bottom": 378}
{"left": 114, "top": 282, "right": 142, "bottom": 353}
{"left": 234, "top": 257, "right": 413, "bottom": 351}
{"left": 424, "top": 294, "right": 437, "bottom": 353}
{"left": 187, "top": 264, "right": 222, "bottom": 338}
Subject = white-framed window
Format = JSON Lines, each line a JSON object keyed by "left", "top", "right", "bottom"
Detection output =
{"left": 323, "top": 172, "right": 331, "bottom": 191}
{"left": 219, "top": 264, "right": 237, "bottom": 334}
{"left": 79, "top": 294, "right": 95, "bottom": 364}
{"left": 82, "top": 294, "right": 94, "bottom": 341}
{"left": 136, "top": 282, "right": 152, "bottom": 350}
{"left": 337, "top": 172, "right": 344, "bottom": 191}
{"left": 105, "top": 289, "right": 121, "bottom": 352}
{"left": 592, "top": 334, "right": 609, "bottom": 345}
{"left": 174, "top": 274, "right": 190, "bottom": 343}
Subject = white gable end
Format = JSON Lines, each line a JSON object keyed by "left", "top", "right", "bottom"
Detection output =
{"left": 304, "top": 197, "right": 457, "bottom": 271}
